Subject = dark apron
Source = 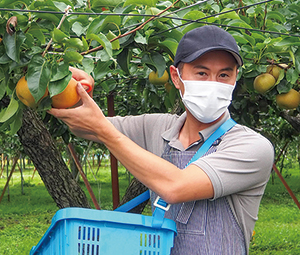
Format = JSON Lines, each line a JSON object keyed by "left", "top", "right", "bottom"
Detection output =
{"left": 151, "top": 139, "right": 246, "bottom": 255}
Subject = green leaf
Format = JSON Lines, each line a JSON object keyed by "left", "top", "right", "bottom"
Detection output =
{"left": 65, "top": 38, "right": 85, "bottom": 51}
{"left": 145, "top": 7, "right": 169, "bottom": 22}
{"left": 0, "top": 53, "right": 11, "bottom": 64}
{"left": 52, "top": 0, "right": 74, "bottom": 11}
{"left": 0, "top": 97, "right": 19, "bottom": 123}
{"left": 159, "top": 38, "right": 178, "bottom": 59}
{"left": 63, "top": 50, "right": 84, "bottom": 64}
{"left": 149, "top": 92, "right": 160, "bottom": 109}
{"left": 51, "top": 28, "right": 69, "bottom": 43}
{"left": 24, "top": 33, "right": 34, "bottom": 48}
{"left": 276, "top": 79, "right": 293, "bottom": 94}
{"left": 72, "top": 22, "right": 86, "bottom": 37}
{"left": 0, "top": 0, "right": 29, "bottom": 7}
{"left": 169, "top": 84, "right": 177, "bottom": 105}
{"left": 227, "top": 19, "right": 252, "bottom": 29}
{"left": 33, "top": 13, "right": 61, "bottom": 25}
{"left": 86, "top": 33, "right": 113, "bottom": 59}
{"left": 182, "top": 23, "right": 203, "bottom": 35}
{"left": 255, "top": 43, "right": 266, "bottom": 50}
{"left": 94, "top": 60, "right": 113, "bottom": 80}
{"left": 27, "top": 23, "right": 45, "bottom": 44}
{"left": 141, "top": 51, "right": 166, "bottom": 77}
{"left": 289, "top": 3, "right": 300, "bottom": 15}
{"left": 82, "top": 36, "right": 89, "bottom": 51}
{"left": 48, "top": 72, "right": 72, "bottom": 97}
{"left": 124, "top": 0, "right": 157, "bottom": 7}
{"left": 183, "top": 10, "right": 206, "bottom": 23}
{"left": 100, "top": 15, "right": 121, "bottom": 33}
{"left": 86, "top": 17, "right": 103, "bottom": 35}
{"left": 117, "top": 48, "right": 131, "bottom": 74}
{"left": 9, "top": 56, "right": 31, "bottom": 74}
{"left": 100, "top": 79, "right": 116, "bottom": 93}
{"left": 91, "top": 0, "right": 124, "bottom": 8}
{"left": 0, "top": 79, "right": 6, "bottom": 100}
{"left": 3, "top": 31, "right": 26, "bottom": 62}
{"left": 26, "top": 54, "right": 51, "bottom": 102}
{"left": 289, "top": 50, "right": 296, "bottom": 67}
{"left": 293, "top": 48, "right": 300, "bottom": 73}
{"left": 286, "top": 68, "right": 299, "bottom": 84}
{"left": 107, "top": 30, "right": 120, "bottom": 50}
{"left": 274, "top": 37, "right": 300, "bottom": 47}
{"left": 134, "top": 31, "right": 147, "bottom": 45}
{"left": 266, "top": 11, "right": 286, "bottom": 23}
{"left": 295, "top": 57, "right": 300, "bottom": 74}
{"left": 218, "top": 8, "right": 240, "bottom": 20}
{"left": 82, "top": 58, "right": 95, "bottom": 75}
{"left": 51, "top": 62, "right": 70, "bottom": 82}
{"left": 231, "top": 32, "right": 249, "bottom": 44}
{"left": 243, "top": 33, "right": 256, "bottom": 46}
{"left": 9, "top": 109, "right": 22, "bottom": 135}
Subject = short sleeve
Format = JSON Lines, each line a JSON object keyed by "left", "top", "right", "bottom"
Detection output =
{"left": 192, "top": 124, "right": 274, "bottom": 199}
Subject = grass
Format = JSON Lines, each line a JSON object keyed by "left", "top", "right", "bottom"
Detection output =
{"left": 0, "top": 168, "right": 57, "bottom": 255}
{"left": 250, "top": 167, "right": 300, "bottom": 254}
{"left": 0, "top": 159, "right": 130, "bottom": 255}
{"left": 0, "top": 159, "right": 299, "bottom": 254}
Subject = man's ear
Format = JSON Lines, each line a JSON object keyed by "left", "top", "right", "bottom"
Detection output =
{"left": 170, "top": 65, "right": 181, "bottom": 89}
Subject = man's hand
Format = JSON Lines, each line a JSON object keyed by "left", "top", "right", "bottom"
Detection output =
{"left": 48, "top": 82, "right": 113, "bottom": 143}
{"left": 69, "top": 66, "right": 94, "bottom": 96}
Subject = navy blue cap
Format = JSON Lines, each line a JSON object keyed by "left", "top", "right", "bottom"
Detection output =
{"left": 174, "top": 25, "right": 243, "bottom": 67}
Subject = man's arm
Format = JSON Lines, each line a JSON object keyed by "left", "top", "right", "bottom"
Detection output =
{"left": 48, "top": 83, "right": 214, "bottom": 204}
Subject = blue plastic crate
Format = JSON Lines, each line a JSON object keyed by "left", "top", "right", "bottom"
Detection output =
{"left": 30, "top": 207, "right": 176, "bottom": 255}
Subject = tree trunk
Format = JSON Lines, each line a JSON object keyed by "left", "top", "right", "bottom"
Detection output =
{"left": 17, "top": 108, "right": 90, "bottom": 209}
{"left": 280, "top": 111, "right": 300, "bottom": 133}
{"left": 118, "top": 177, "right": 149, "bottom": 214}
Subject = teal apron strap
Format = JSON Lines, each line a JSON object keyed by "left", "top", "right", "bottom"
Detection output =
{"left": 185, "top": 118, "right": 237, "bottom": 167}
{"left": 115, "top": 190, "right": 150, "bottom": 212}
{"left": 152, "top": 118, "right": 237, "bottom": 228}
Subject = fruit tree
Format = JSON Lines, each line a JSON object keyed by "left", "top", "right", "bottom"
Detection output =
{"left": 0, "top": 0, "right": 300, "bottom": 209}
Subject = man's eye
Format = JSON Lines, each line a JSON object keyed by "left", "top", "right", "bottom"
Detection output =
{"left": 220, "top": 73, "right": 229, "bottom": 77}
{"left": 198, "top": 72, "right": 206, "bottom": 76}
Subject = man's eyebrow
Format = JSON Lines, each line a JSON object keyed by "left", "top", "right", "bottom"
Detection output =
{"left": 193, "top": 65, "right": 235, "bottom": 71}
{"left": 193, "top": 65, "right": 209, "bottom": 70}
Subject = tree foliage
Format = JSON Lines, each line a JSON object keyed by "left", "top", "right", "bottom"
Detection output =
{"left": 0, "top": 0, "right": 300, "bottom": 153}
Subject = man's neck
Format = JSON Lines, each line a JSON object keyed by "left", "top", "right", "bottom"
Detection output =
{"left": 179, "top": 111, "right": 224, "bottom": 149}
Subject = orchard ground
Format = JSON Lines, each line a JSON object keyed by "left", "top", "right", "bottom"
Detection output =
{"left": 0, "top": 158, "right": 299, "bottom": 254}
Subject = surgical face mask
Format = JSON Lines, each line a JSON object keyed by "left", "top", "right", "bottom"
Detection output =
{"left": 177, "top": 69, "right": 235, "bottom": 123}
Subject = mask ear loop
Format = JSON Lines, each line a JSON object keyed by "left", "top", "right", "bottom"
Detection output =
{"left": 176, "top": 68, "right": 183, "bottom": 82}
{"left": 176, "top": 68, "right": 184, "bottom": 97}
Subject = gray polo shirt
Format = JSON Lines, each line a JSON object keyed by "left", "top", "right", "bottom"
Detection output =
{"left": 108, "top": 111, "right": 274, "bottom": 252}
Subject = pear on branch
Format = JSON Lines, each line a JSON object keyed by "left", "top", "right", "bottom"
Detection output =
{"left": 253, "top": 73, "right": 276, "bottom": 94}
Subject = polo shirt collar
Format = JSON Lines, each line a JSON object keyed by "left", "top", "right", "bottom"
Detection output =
{"left": 200, "top": 110, "right": 231, "bottom": 141}
{"left": 162, "top": 110, "right": 231, "bottom": 150}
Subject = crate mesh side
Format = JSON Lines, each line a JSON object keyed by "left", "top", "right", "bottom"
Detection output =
{"left": 77, "top": 225, "right": 101, "bottom": 255}
{"left": 139, "top": 232, "right": 162, "bottom": 255}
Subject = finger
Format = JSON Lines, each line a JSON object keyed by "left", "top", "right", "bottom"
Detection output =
{"left": 77, "top": 82, "right": 89, "bottom": 97}
{"left": 69, "top": 66, "right": 94, "bottom": 86}
{"left": 76, "top": 83, "right": 102, "bottom": 113}
{"left": 76, "top": 82, "right": 95, "bottom": 105}
{"left": 80, "top": 82, "right": 93, "bottom": 93}
{"left": 69, "top": 66, "right": 84, "bottom": 81}
{"left": 47, "top": 105, "right": 75, "bottom": 118}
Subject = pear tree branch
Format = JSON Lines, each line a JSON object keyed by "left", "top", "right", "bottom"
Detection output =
{"left": 80, "top": 0, "right": 181, "bottom": 56}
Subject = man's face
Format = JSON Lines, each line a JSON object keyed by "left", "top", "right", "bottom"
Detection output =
{"left": 175, "top": 50, "right": 239, "bottom": 95}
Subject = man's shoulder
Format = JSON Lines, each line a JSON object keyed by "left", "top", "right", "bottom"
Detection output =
{"left": 226, "top": 123, "right": 274, "bottom": 151}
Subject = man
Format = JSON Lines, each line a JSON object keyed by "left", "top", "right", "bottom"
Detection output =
{"left": 49, "top": 25, "right": 274, "bottom": 254}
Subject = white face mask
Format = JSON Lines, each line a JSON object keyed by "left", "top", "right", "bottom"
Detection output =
{"left": 177, "top": 70, "right": 235, "bottom": 123}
